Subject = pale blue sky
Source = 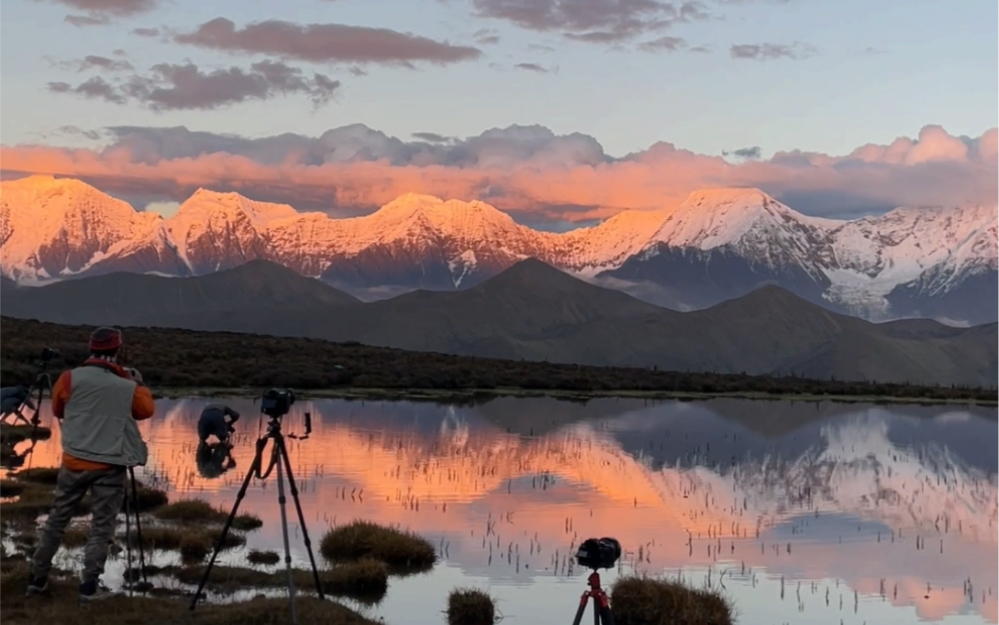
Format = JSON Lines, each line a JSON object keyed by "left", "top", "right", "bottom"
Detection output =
{"left": 1, "top": 0, "right": 996, "bottom": 158}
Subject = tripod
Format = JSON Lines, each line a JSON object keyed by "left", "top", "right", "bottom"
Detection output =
{"left": 1, "top": 365, "right": 53, "bottom": 429}
{"left": 189, "top": 414, "right": 324, "bottom": 624}
{"left": 571, "top": 570, "right": 615, "bottom": 625}
{"left": 1, "top": 364, "right": 55, "bottom": 468}
{"left": 123, "top": 467, "right": 149, "bottom": 594}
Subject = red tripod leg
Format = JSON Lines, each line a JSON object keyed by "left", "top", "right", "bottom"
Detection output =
{"left": 572, "top": 590, "right": 590, "bottom": 625}
{"left": 596, "top": 589, "right": 615, "bottom": 625}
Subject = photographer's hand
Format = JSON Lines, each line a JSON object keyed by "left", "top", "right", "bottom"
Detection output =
{"left": 125, "top": 367, "right": 145, "bottom": 385}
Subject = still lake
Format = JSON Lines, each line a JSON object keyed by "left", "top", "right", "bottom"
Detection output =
{"left": 7, "top": 396, "right": 998, "bottom": 624}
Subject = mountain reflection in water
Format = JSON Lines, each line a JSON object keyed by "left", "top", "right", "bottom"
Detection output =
{"left": 9, "top": 396, "right": 997, "bottom": 625}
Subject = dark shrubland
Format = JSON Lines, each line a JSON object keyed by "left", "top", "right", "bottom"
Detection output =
{"left": 1, "top": 316, "right": 992, "bottom": 402}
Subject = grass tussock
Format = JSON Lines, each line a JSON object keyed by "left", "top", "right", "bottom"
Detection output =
{"left": 121, "top": 526, "right": 245, "bottom": 560}
{"left": 247, "top": 549, "right": 281, "bottom": 565}
{"left": 231, "top": 512, "right": 263, "bottom": 531}
{"left": 151, "top": 499, "right": 221, "bottom": 522}
{"left": 1, "top": 562, "right": 381, "bottom": 625}
{"left": 151, "top": 498, "right": 261, "bottom": 530}
{"left": 320, "top": 520, "right": 436, "bottom": 569}
{"left": 130, "top": 485, "right": 169, "bottom": 513}
{"left": 174, "top": 560, "right": 389, "bottom": 603}
{"left": 610, "top": 576, "right": 734, "bottom": 625}
{"left": 446, "top": 588, "right": 498, "bottom": 625}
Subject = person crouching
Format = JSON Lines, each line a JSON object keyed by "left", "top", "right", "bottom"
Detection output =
{"left": 26, "top": 327, "right": 155, "bottom": 602}
{"left": 197, "top": 404, "right": 240, "bottom": 446}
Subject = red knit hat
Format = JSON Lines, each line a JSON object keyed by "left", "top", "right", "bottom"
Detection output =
{"left": 89, "top": 327, "right": 123, "bottom": 352}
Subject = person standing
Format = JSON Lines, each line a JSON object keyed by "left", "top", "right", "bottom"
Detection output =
{"left": 26, "top": 327, "right": 155, "bottom": 601}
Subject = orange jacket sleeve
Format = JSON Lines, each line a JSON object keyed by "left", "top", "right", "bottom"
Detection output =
{"left": 131, "top": 385, "right": 155, "bottom": 421}
{"left": 51, "top": 371, "right": 72, "bottom": 420}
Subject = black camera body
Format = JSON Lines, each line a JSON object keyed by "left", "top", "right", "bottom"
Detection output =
{"left": 261, "top": 388, "right": 295, "bottom": 419}
{"left": 40, "top": 347, "right": 59, "bottom": 362}
{"left": 575, "top": 537, "right": 621, "bottom": 570}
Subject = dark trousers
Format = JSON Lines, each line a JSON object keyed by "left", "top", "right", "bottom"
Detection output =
{"left": 31, "top": 465, "right": 126, "bottom": 583}
{"left": 198, "top": 409, "right": 231, "bottom": 442}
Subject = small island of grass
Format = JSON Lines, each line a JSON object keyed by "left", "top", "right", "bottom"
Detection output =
{"left": 320, "top": 520, "right": 437, "bottom": 569}
{"left": 611, "top": 575, "right": 734, "bottom": 625}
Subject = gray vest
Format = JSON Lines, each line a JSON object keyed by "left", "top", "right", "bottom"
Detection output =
{"left": 61, "top": 365, "right": 149, "bottom": 467}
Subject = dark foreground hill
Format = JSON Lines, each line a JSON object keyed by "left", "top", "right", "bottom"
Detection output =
{"left": 1, "top": 316, "right": 994, "bottom": 403}
{"left": 2, "top": 259, "right": 995, "bottom": 387}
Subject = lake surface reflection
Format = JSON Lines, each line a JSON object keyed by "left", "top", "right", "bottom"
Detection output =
{"left": 9, "top": 396, "right": 998, "bottom": 624}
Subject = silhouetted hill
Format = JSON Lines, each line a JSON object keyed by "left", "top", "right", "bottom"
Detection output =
{"left": 2, "top": 316, "right": 993, "bottom": 404}
{"left": 2, "top": 259, "right": 994, "bottom": 387}
{"left": 0, "top": 260, "right": 359, "bottom": 329}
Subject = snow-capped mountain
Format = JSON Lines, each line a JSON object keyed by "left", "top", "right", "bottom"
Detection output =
{"left": 1, "top": 175, "right": 995, "bottom": 324}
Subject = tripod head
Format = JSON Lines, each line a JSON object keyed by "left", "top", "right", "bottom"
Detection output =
{"left": 259, "top": 389, "right": 312, "bottom": 440}
{"left": 261, "top": 388, "right": 295, "bottom": 420}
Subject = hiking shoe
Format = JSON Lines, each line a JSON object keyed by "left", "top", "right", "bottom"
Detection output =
{"left": 25, "top": 576, "right": 48, "bottom": 596}
{"left": 78, "top": 580, "right": 114, "bottom": 602}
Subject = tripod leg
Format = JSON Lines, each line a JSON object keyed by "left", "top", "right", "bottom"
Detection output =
{"left": 274, "top": 434, "right": 325, "bottom": 599}
{"left": 599, "top": 604, "right": 615, "bottom": 625}
{"left": 128, "top": 468, "right": 148, "bottom": 585}
{"left": 188, "top": 444, "right": 262, "bottom": 611}
{"left": 124, "top": 490, "right": 133, "bottom": 597}
{"left": 571, "top": 591, "right": 589, "bottom": 625}
{"left": 275, "top": 451, "right": 299, "bottom": 625}
{"left": 597, "top": 591, "right": 614, "bottom": 625}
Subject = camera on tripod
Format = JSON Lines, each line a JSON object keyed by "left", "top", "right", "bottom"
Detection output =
{"left": 575, "top": 537, "right": 621, "bottom": 570}
{"left": 261, "top": 388, "right": 295, "bottom": 419}
{"left": 40, "top": 347, "right": 59, "bottom": 362}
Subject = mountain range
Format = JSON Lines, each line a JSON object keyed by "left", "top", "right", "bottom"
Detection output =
{"left": 2, "top": 258, "right": 995, "bottom": 387}
{"left": 1, "top": 175, "right": 996, "bottom": 325}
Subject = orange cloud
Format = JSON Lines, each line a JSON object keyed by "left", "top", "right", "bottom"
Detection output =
{"left": 2, "top": 124, "right": 995, "bottom": 225}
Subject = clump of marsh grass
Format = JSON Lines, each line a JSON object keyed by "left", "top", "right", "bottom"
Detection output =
{"left": 173, "top": 559, "right": 389, "bottom": 603}
{"left": 246, "top": 549, "right": 281, "bottom": 565}
{"left": 151, "top": 498, "right": 261, "bottom": 530}
{"left": 319, "top": 520, "right": 436, "bottom": 569}
{"left": 610, "top": 575, "right": 734, "bottom": 625}
{"left": 446, "top": 587, "right": 498, "bottom": 625}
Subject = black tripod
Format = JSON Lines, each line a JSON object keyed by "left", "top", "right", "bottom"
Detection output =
{"left": 123, "top": 467, "right": 149, "bottom": 594}
{"left": 572, "top": 570, "right": 615, "bottom": 625}
{"left": 2, "top": 354, "right": 57, "bottom": 467}
{"left": 1, "top": 361, "right": 54, "bottom": 429}
{"left": 189, "top": 413, "right": 324, "bottom": 624}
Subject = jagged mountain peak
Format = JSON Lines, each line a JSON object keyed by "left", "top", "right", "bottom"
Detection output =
{"left": 683, "top": 186, "right": 771, "bottom": 204}
{"left": 651, "top": 185, "right": 831, "bottom": 253}
{"left": 374, "top": 193, "right": 513, "bottom": 221}
{"left": 350, "top": 193, "right": 525, "bottom": 247}
{"left": 172, "top": 189, "right": 299, "bottom": 227}
{"left": 3, "top": 174, "right": 93, "bottom": 192}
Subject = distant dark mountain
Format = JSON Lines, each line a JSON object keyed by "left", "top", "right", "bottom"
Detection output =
{"left": 0, "top": 260, "right": 359, "bottom": 328}
{"left": 2, "top": 258, "right": 994, "bottom": 387}
{"left": 602, "top": 245, "right": 835, "bottom": 312}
